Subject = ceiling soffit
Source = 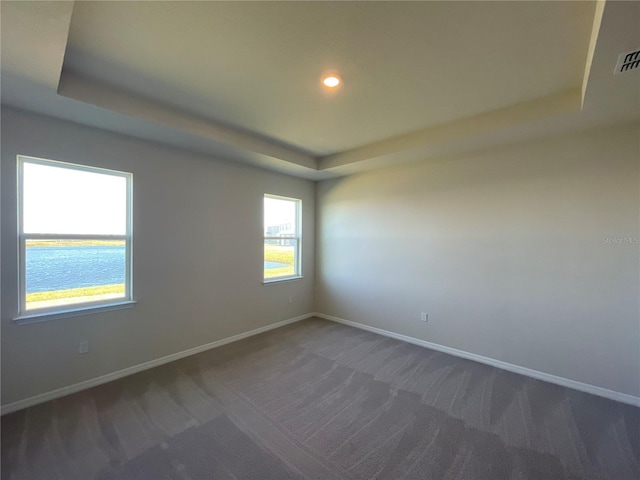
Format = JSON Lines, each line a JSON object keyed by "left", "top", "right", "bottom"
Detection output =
{"left": 2, "top": 1, "right": 638, "bottom": 179}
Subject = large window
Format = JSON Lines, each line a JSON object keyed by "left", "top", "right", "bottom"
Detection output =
{"left": 264, "top": 194, "right": 301, "bottom": 281}
{"left": 17, "top": 156, "right": 133, "bottom": 315}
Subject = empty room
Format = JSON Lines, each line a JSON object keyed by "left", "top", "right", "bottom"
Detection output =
{"left": 1, "top": 1, "right": 639, "bottom": 479}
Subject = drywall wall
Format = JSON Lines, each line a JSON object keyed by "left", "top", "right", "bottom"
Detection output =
{"left": 316, "top": 122, "right": 640, "bottom": 397}
{"left": 1, "top": 107, "right": 315, "bottom": 406}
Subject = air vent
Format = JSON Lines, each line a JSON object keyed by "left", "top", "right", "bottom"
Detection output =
{"left": 614, "top": 48, "right": 640, "bottom": 74}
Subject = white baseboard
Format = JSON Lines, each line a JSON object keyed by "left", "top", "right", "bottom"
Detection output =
{"left": 314, "top": 313, "right": 640, "bottom": 407}
{"left": 5, "top": 312, "right": 638, "bottom": 414}
{"left": 1, "top": 313, "right": 314, "bottom": 415}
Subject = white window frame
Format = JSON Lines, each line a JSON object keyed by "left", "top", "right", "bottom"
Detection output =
{"left": 16, "top": 155, "right": 134, "bottom": 319}
{"left": 263, "top": 194, "right": 302, "bottom": 283}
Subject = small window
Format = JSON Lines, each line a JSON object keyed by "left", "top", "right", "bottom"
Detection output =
{"left": 264, "top": 194, "right": 301, "bottom": 281}
{"left": 17, "top": 156, "right": 133, "bottom": 315}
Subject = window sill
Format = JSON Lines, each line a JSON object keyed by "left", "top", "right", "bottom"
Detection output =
{"left": 12, "top": 301, "right": 137, "bottom": 325}
{"left": 263, "top": 276, "right": 304, "bottom": 285}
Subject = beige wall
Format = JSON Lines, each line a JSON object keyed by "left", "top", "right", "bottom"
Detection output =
{"left": 2, "top": 107, "right": 638, "bottom": 407}
{"left": 1, "top": 107, "right": 315, "bottom": 405}
{"left": 316, "top": 123, "right": 640, "bottom": 397}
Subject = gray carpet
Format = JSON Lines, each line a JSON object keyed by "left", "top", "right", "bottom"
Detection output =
{"left": 2, "top": 317, "right": 639, "bottom": 479}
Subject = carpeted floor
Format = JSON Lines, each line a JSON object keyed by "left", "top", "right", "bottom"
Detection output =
{"left": 2, "top": 317, "right": 639, "bottom": 480}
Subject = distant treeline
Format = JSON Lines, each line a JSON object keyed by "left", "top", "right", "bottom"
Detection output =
{"left": 26, "top": 240, "right": 124, "bottom": 247}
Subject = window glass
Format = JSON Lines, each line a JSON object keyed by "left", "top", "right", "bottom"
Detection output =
{"left": 18, "top": 156, "right": 132, "bottom": 315}
{"left": 264, "top": 195, "right": 301, "bottom": 281}
{"left": 23, "top": 162, "right": 127, "bottom": 235}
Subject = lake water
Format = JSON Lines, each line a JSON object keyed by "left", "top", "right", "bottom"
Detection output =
{"left": 26, "top": 245, "right": 126, "bottom": 293}
{"left": 26, "top": 245, "right": 290, "bottom": 293}
{"left": 264, "top": 261, "right": 289, "bottom": 269}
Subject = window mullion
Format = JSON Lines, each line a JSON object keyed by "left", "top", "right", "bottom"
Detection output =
{"left": 24, "top": 233, "right": 127, "bottom": 240}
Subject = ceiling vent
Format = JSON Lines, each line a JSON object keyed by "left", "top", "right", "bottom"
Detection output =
{"left": 614, "top": 48, "right": 640, "bottom": 74}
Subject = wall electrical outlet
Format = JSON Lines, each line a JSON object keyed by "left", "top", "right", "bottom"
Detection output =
{"left": 79, "top": 340, "right": 89, "bottom": 354}
{"left": 420, "top": 312, "right": 428, "bottom": 322}
{"left": 288, "top": 296, "right": 293, "bottom": 304}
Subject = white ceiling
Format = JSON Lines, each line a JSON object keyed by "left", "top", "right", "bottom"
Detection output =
{"left": 64, "top": 1, "right": 594, "bottom": 154}
{"left": 1, "top": 1, "right": 639, "bottom": 180}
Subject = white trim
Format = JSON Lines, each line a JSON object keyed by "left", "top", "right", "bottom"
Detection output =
{"left": 5, "top": 312, "right": 637, "bottom": 414}
{"left": 17, "top": 155, "right": 134, "bottom": 317}
{"left": 17, "top": 154, "right": 131, "bottom": 178}
{"left": 314, "top": 313, "right": 640, "bottom": 408}
{"left": 13, "top": 300, "right": 137, "bottom": 325}
{"left": 263, "top": 276, "right": 304, "bottom": 285}
{"left": 1, "top": 313, "right": 314, "bottom": 415}
{"left": 263, "top": 193, "right": 302, "bottom": 280}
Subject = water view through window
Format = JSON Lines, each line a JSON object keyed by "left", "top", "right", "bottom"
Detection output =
{"left": 264, "top": 195, "right": 301, "bottom": 280}
{"left": 20, "top": 157, "right": 132, "bottom": 313}
{"left": 25, "top": 240, "right": 126, "bottom": 310}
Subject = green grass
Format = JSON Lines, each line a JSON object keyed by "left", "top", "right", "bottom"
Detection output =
{"left": 26, "top": 284, "right": 125, "bottom": 303}
{"left": 264, "top": 244, "right": 295, "bottom": 279}
{"left": 264, "top": 267, "right": 294, "bottom": 279}
{"left": 265, "top": 244, "right": 294, "bottom": 263}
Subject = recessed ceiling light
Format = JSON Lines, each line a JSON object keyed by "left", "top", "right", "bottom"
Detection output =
{"left": 322, "top": 74, "right": 341, "bottom": 88}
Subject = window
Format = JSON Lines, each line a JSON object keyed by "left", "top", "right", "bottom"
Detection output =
{"left": 264, "top": 194, "right": 301, "bottom": 282}
{"left": 17, "top": 156, "right": 133, "bottom": 316}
